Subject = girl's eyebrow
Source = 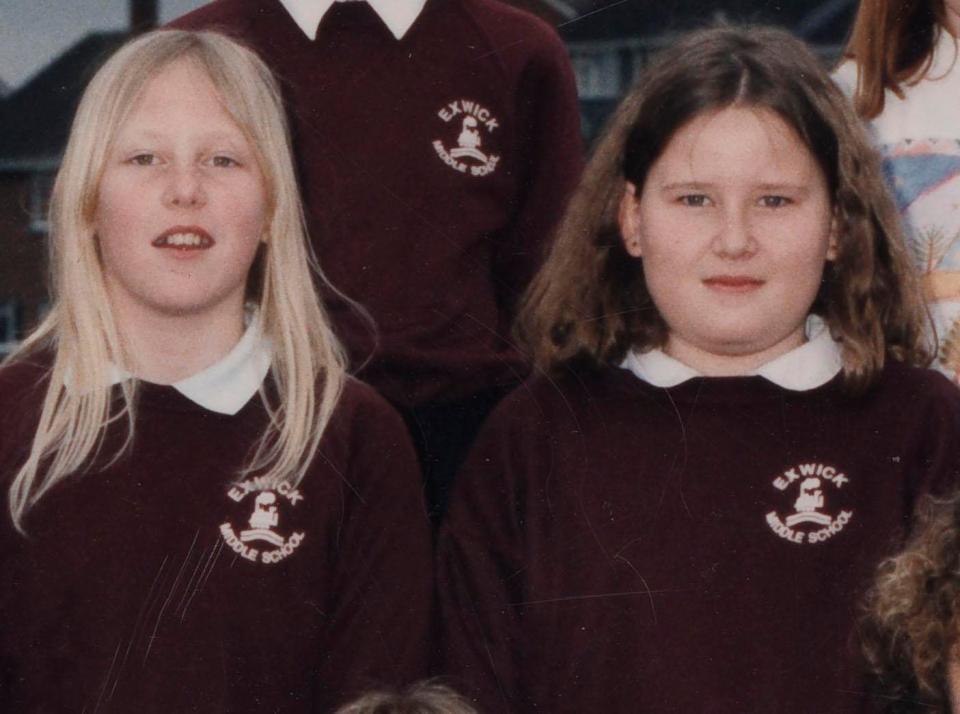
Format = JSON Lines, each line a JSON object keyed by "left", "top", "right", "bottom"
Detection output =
{"left": 658, "top": 181, "right": 714, "bottom": 191}
{"left": 118, "top": 128, "right": 247, "bottom": 145}
{"left": 658, "top": 181, "right": 812, "bottom": 193}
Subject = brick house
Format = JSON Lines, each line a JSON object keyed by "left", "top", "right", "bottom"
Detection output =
{"left": 0, "top": 32, "right": 129, "bottom": 354}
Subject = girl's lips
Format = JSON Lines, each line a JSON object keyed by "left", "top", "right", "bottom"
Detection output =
{"left": 152, "top": 226, "right": 214, "bottom": 250}
{"left": 702, "top": 275, "right": 765, "bottom": 292}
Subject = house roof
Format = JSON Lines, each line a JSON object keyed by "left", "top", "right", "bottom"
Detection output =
{"left": 559, "top": 0, "right": 856, "bottom": 47}
{"left": 0, "top": 31, "right": 127, "bottom": 170}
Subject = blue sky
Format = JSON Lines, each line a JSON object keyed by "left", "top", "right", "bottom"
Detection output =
{"left": 0, "top": 0, "right": 207, "bottom": 91}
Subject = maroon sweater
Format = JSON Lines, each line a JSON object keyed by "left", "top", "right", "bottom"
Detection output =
{"left": 438, "top": 363, "right": 960, "bottom": 713}
{"left": 0, "top": 359, "right": 432, "bottom": 713}
{"left": 171, "top": 0, "right": 583, "bottom": 407}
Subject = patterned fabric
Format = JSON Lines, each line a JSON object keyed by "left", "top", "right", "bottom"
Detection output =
{"left": 835, "top": 34, "right": 960, "bottom": 380}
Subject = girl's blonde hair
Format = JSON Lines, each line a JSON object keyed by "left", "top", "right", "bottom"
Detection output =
{"left": 6, "top": 30, "right": 346, "bottom": 531}
{"left": 517, "top": 25, "right": 931, "bottom": 389}
{"left": 841, "top": 0, "right": 949, "bottom": 119}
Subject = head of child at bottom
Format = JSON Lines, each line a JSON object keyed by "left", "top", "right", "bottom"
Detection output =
{"left": 517, "top": 24, "right": 931, "bottom": 390}
{"left": 333, "top": 681, "right": 480, "bottom": 714}
{"left": 859, "top": 492, "right": 960, "bottom": 713}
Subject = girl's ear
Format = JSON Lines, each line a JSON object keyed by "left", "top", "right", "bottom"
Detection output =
{"left": 826, "top": 212, "right": 839, "bottom": 261}
{"left": 619, "top": 181, "right": 644, "bottom": 258}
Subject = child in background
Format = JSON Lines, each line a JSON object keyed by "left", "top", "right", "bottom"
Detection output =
{"left": 438, "top": 25, "right": 960, "bottom": 714}
{"left": 835, "top": 0, "right": 960, "bottom": 379}
{"left": 170, "top": 0, "right": 584, "bottom": 522}
{"left": 0, "top": 30, "right": 430, "bottom": 713}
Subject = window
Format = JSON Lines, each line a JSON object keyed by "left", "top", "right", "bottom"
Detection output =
{"left": 29, "top": 171, "right": 55, "bottom": 234}
{"left": 570, "top": 49, "right": 622, "bottom": 100}
{"left": 0, "top": 300, "right": 19, "bottom": 355}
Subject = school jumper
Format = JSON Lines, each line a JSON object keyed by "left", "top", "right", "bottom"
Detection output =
{"left": 0, "top": 321, "right": 432, "bottom": 713}
{"left": 835, "top": 32, "right": 960, "bottom": 381}
{"left": 438, "top": 324, "right": 960, "bottom": 713}
{"left": 171, "top": 0, "right": 583, "bottom": 518}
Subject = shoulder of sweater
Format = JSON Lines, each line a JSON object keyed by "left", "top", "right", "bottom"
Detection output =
{"left": 334, "top": 375, "right": 404, "bottom": 425}
{"left": 873, "top": 359, "right": 960, "bottom": 414}
{"left": 485, "top": 366, "right": 634, "bottom": 432}
{"left": 0, "top": 352, "right": 51, "bottom": 405}
{"left": 320, "top": 375, "right": 412, "bottom": 457}
{"left": 451, "top": 0, "right": 568, "bottom": 61}
{"left": 0, "top": 354, "right": 50, "bottom": 470}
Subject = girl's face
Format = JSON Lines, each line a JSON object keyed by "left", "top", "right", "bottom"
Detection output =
{"left": 95, "top": 58, "right": 267, "bottom": 324}
{"left": 619, "top": 106, "right": 836, "bottom": 375}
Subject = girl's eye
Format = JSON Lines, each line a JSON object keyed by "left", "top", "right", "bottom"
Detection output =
{"left": 759, "top": 195, "right": 791, "bottom": 208}
{"left": 128, "top": 153, "right": 157, "bottom": 166}
{"left": 679, "top": 194, "right": 710, "bottom": 207}
{"left": 211, "top": 155, "right": 240, "bottom": 168}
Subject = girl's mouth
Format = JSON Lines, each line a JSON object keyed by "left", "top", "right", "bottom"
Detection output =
{"left": 702, "top": 275, "right": 765, "bottom": 292}
{"left": 152, "top": 227, "right": 214, "bottom": 250}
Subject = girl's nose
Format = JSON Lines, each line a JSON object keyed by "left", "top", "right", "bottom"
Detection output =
{"left": 162, "top": 165, "right": 207, "bottom": 208}
{"left": 712, "top": 206, "right": 758, "bottom": 258}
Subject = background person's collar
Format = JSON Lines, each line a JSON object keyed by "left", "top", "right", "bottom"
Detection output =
{"left": 278, "top": 0, "right": 427, "bottom": 40}
{"left": 620, "top": 316, "right": 843, "bottom": 391}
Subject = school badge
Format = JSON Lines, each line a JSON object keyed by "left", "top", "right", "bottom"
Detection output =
{"left": 765, "top": 462, "right": 853, "bottom": 545}
{"left": 432, "top": 98, "right": 501, "bottom": 177}
{"left": 219, "top": 478, "right": 305, "bottom": 565}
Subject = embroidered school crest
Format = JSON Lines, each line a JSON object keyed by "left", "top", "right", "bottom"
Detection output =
{"left": 765, "top": 462, "right": 853, "bottom": 545}
{"left": 219, "top": 478, "right": 305, "bottom": 565}
{"left": 432, "top": 98, "right": 501, "bottom": 177}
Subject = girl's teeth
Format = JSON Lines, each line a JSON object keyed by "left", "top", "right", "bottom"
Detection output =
{"left": 165, "top": 233, "right": 203, "bottom": 246}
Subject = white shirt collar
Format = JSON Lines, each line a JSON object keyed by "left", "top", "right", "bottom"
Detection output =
{"left": 105, "top": 313, "right": 272, "bottom": 415}
{"left": 620, "top": 316, "right": 844, "bottom": 391}
{"left": 278, "top": 0, "right": 427, "bottom": 41}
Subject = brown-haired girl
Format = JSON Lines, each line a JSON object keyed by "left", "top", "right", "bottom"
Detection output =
{"left": 438, "top": 25, "right": 960, "bottom": 713}
{"left": 835, "top": 0, "right": 960, "bottom": 380}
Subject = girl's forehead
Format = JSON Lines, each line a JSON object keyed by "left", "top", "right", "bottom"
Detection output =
{"left": 122, "top": 59, "right": 234, "bottom": 130}
{"left": 651, "top": 106, "right": 821, "bottom": 184}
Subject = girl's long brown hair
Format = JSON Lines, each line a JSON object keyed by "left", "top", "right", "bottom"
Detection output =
{"left": 842, "top": 0, "right": 946, "bottom": 119}
{"left": 516, "top": 25, "right": 931, "bottom": 390}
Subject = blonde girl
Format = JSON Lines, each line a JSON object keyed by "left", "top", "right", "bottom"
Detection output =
{"left": 0, "top": 30, "right": 430, "bottom": 712}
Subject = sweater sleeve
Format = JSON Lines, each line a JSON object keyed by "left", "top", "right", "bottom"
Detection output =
{"left": 437, "top": 391, "right": 549, "bottom": 712}
{"left": 493, "top": 31, "right": 582, "bottom": 326}
{"left": 910, "top": 373, "right": 960, "bottom": 506}
{"left": 0, "top": 358, "right": 48, "bottom": 710}
{"left": 315, "top": 386, "right": 433, "bottom": 708}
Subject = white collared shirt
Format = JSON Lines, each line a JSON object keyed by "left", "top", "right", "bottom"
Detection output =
{"left": 105, "top": 313, "right": 272, "bottom": 415}
{"left": 620, "top": 316, "right": 844, "bottom": 391}
{"left": 278, "top": 0, "right": 427, "bottom": 40}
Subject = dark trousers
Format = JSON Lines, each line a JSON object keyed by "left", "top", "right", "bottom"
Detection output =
{"left": 398, "top": 387, "right": 508, "bottom": 526}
